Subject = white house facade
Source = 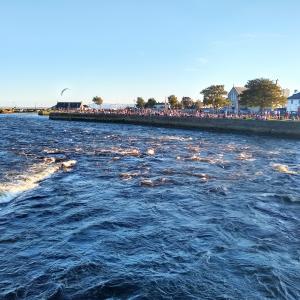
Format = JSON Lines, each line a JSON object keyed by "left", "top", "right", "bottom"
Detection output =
{"left": 287, "top": 91, "right": 300, "bottom": 113}
{"left": 154, "top": 103, "right": 167, "bottom": 110}
{"left": 228, "top": 86, "right": 247, "bottom": 113}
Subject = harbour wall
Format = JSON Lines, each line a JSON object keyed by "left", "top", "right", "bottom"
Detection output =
{"left": 49, "top": 112, "right": 300, "bottom": 139}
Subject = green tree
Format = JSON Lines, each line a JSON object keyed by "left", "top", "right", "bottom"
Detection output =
{"left": 145, "top": 98, "right": 157, "bottom": 108}
{"left": 168, "top": 95, "right": 178, "bottom": 109}
{"left": 194, "top": 100, "right": 203, "bottom": 111}
{"left": 240, "top": 78, "right": 287, "bottom": 110}
{"left": 136, "top": 97, "right": 145, "bottom": 108}
{"left": 176, "top": 102, "right": 183, "bottom": 109}
{"left": 200, "top": 85, "right": 229, "bottom": 109}
{"left": 92, "top": 96, "right": 103, "bottom": 107}
{"left": 181, "top": 97, "right": 194, "bottom": 109}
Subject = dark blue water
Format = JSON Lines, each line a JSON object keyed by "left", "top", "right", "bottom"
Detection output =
{"left": 0, "top": 114, "right": 299, "bottom": 300}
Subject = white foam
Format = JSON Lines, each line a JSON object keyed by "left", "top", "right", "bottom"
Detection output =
{"left": 0, "top": 164, "right": 59, "bottom": 203}
{"left": 121, "top": 149, "right": 140, "bottom": 156}
{"left": 140, "top": 179, "right": 154, "bottom": 187}
{"left": 188, "top": 155, "right": 202, "bottom": 161}
{"left": 255, "top": 171, "right": 264, "bottom": 176}
{"left": 187, "top": 145, "right": 200, "bottom": 152}
{"left": 0, "top": 160, "right": 77, "bottom": 203}
{"left": 236, "top": 152, "right": 255, "bottom": 161}
{"left": 146, "top": 148, "right": 155, "bottom": 155}
{"left": 43, "top": 148, "right": 62, "bottom": 154}
{"left": 98, "top": 147, "right": 140, "bottom": 157}
{"left": 61, "top": 160, "right": 77, "bottom": 169}
{"left": 158, "top": 136, "right": 193, "bottom": 142}
{"left": 271, "top": 163, "right": 298, "bottom": 175}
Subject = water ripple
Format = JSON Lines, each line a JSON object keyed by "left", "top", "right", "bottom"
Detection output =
{"left": 0, "top": 114, "right": 299, "bottom": 299}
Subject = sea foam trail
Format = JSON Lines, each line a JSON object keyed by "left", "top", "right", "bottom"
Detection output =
{"left": 271, "top": 163, "right": 298, "bottom": 175}
{"left": 0, "top": 160, "right": 76, "bottom": 203}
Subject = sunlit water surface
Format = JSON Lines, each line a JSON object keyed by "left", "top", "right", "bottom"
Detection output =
{"left": 0, "top": 114, "right": 299, "bottom": 299}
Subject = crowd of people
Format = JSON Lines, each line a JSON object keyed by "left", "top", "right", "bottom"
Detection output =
{"left": 69, "top": 107, "right": 300, "bottom": 121}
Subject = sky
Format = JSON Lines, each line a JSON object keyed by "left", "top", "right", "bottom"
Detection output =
{"left": 0, "top": 0, "right": 299, "bottom": 107}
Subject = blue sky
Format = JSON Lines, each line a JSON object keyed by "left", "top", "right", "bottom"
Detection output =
{"left": 0, "top": 0, "right": 299, "bottom": 107}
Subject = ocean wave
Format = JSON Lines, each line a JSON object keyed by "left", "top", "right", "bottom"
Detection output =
{"left": 0, "top": 160, "right": 76, "bottom": 203}
{"left": 146, "top": 148, "right": 155, "bottom": 155}
{"left": 185, "top": 155, "right": 228, "bottom": 166}
{"left": 187, "top": 145, "right": 201, "bottom": 152}
{"left": 185, "top": 172, "right": 212, "bottom": 180}
{"left": 119, "top": 172, "right": 141, "bottom": 181}
{"left": 97, "top": 147, "right": 140, "bottom": 157}
{"left": 140, "top": 177, "right": 169, "bottom": 187}
{"left": 208, "top": 185, "right": 228, "bottom": 195}
{"left": 271, "top": 163, "right": 298, "bottom": 175}
{"left": 62, "top": 160, "right": 77, "bottom": 169}
{"left": 158, "top": 135, "right": 193, "bottom": 142}
{"left": 236, "top": 152, "right": 255, "bottom": 161}
{"left": 186, "top": 155, "right": 202, "bottom": 161}
{"left": 43, "top": 148, "right": 65, "bottom": 154}
{"left": 275, "top": 194, "right": 300, "bottom": 203}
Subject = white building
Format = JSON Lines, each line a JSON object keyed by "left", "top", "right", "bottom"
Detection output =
{"left": 228, "top": 86, "right": 247, "bottom": 113}
{"left": 228, "top": 84, "right": 289, "bottom": 113}
{"left": 154, "top": 102, "right": 167, "bottom": 110}
{"left": 287, "top": 91, "right": 300, "bottom": 113}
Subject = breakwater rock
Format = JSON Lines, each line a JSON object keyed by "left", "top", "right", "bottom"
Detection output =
{"left": 49, "top": 112, "right": 300, "bottom": 138}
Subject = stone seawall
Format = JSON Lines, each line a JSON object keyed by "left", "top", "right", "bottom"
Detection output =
{"left": 49, "top": 112, "right": 300, "bottom": 139}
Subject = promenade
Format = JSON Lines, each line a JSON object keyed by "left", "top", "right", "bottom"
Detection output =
{"left": 49, "top": 110, "right": 300, "bottom": 139}
{"left": 51, "top": 108, "right": 300, "bottom": 121}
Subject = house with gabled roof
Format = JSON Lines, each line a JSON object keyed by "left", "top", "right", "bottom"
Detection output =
{"left": 54, "top": 102, "right": 84, "bottom": 110}
{"left": 287, "top": 91, "right": 300, "bottom": 113}
{"left": 228, "top": 86, "right": 247, "bottom": 113}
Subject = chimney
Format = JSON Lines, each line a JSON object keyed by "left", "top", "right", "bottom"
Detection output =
{"left": 294, "top": 90, "right": 298, "bottom": 94}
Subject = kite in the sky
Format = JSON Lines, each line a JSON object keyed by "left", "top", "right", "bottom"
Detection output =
{"left": 60, "top": 88, "right": 70, "bottom": 96}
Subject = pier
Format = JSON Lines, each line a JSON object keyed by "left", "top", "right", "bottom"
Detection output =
{"left": 49, "top": 112, "right": 300, "bottom": 139}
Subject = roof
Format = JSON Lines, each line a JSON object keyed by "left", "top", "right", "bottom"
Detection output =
{"left": 288, "top": 92, "right": 300, "bottom": 100}
{"left": 55, "top": 102, "right": 82, "bottom": 109}
{"left": 233, "top": 86, "right": 247, "bottom": 95}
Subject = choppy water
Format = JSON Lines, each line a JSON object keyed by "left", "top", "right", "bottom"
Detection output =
{"left": 0, "top": 114, "right": 300, "bottom": 300}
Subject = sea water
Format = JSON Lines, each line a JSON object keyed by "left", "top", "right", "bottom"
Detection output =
{"left": 0, "top": 114, "right": 299, "bottom": 299}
